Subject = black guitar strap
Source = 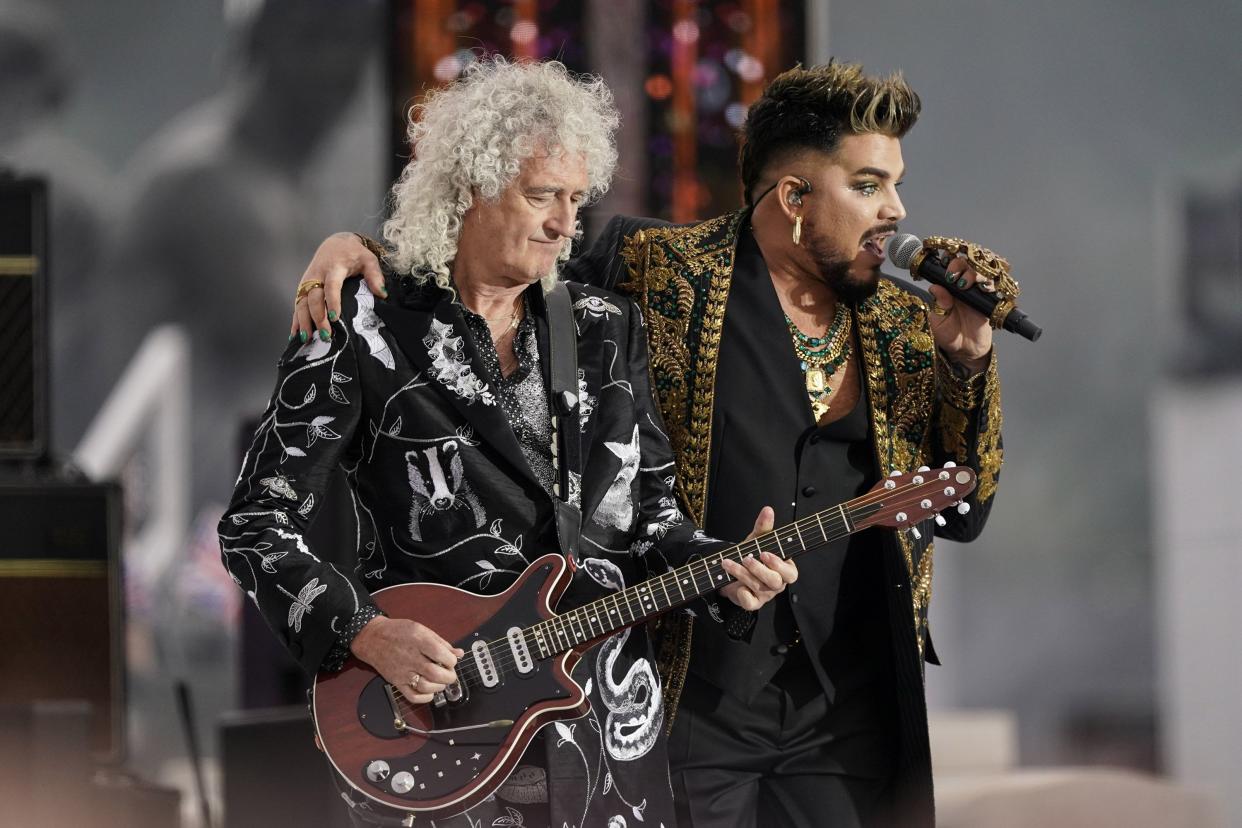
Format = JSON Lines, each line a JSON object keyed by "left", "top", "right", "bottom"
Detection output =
{"left": 545, "top": 282, "right": 583, "bottom": 564}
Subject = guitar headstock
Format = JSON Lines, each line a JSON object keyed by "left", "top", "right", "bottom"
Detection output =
{"left": 850, "top": 463, "right": 977, "bottom": 534}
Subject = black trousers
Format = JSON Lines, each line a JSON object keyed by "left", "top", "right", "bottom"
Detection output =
{"left": 668, "top": 650, "right": 896, "bottom": 828}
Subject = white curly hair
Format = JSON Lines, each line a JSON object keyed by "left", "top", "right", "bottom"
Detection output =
{"left": 381, "top": 57, "right": 620, "bottom": 291}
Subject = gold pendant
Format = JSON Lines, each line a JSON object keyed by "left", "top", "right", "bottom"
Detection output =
{"left": 806, "top": 367, "right": 826, "bottom": 393}
{"left": 811, "top": 398, "right": 830, "bottom": 420}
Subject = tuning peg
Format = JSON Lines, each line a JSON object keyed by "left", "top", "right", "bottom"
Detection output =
{"left": 956, "top": 502, "right": 971, "bottom": 515}
{"left": 943, "top": 487, "right": 956, "bottom": 497}
{"left": 883, "top": 479, "right": 897, "bottom": 490}
{"left": 895, "top": 512, "right": 907, "bottom": 523}
{"left": 912, "top": 475, "right": 924, "bottom": 484}
{"left": 944, "top": 461, "right": 957, "bottom": 468}
{"left": 935, "top": 514, "right": 947, "bottom": 527}
{"left": 889, "top": 470, "right": 904, "bottom": 477}
{"left": 917, "top": 465, "right": 930, "bottom": 473}
{"left": 938, "top": 471, "right": 951, "bottom": 481}
{"left": 909, "top": 527, "right": 922, "bottom": 540}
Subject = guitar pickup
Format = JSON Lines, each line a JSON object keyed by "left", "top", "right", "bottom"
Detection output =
{"left": 432, "top": 681, "right": 465, "bottom": 708}
{"left": 506, "top": 627, "right": 535, "bottom": 675}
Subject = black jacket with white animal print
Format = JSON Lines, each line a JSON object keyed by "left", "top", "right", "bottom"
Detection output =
{"left": 219, "top": 275, "right": 725, "bottom": 826}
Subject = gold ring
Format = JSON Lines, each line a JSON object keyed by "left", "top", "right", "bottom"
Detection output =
{"left": 295, "top": 279, "right": 325, "bottom": 303}
{"left": 409, "top": 673, "right": 421, "bottom": 690}
{"left": 930, "top": 302, "right": 950, "bottom": 316}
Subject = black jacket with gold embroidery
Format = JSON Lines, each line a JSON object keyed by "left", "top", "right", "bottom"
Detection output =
{"left": 566, "top": 209, "right": 1003, "bottom": 825}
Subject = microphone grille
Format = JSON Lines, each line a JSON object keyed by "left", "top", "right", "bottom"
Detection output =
{"left": 887, "top": 233, "right": 923, "bottom": 269}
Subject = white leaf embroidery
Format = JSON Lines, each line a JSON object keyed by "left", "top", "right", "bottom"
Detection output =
{"left": 286, "top": 446, "right": 306, "bottom": 457}
{"left": 329, "top": 384, "right": 349, "bottom": 405}
{"left": 553, "top": 721, "right": 576, "bottom": 747}
{"left": 602, "top": 772, "right": 612, "bottom": 795}
{"left": 331, "top": 371, "right": 352, "bottom": 384}
{"left": 303, "top": 385, "right": 316, "bottom": 404}
{"left": 476, "top": 560, "right": 497, "bottom": 571}
{"left": 388, "top": 417, "right": 403, "bottom": 436}
{"left": 632, "top": 799, "right": 647, "bottom": 822}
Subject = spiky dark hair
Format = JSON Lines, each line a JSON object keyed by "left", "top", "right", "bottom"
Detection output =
{"left": 739, "top": 62, "right": 921, "bottom": 204}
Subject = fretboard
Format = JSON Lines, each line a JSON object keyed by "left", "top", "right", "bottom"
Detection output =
{"left": 525, "top": 496, "right": 885, "bottom": 660}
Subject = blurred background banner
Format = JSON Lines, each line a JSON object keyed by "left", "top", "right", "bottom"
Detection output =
{"left": 389, "top": 0, "right": 807, "bottom": 226}
{"left": 1, "top": 0, "right": 1240, "bottom": 826}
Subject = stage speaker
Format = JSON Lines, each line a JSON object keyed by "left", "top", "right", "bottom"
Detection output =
{"left": 0, "top": 479, "right": 124, "bottom": 757}
{"left": 220, "top": 705, "right": 352, "bottom": 828}
{"left": 0, "top": 174, "right": 49, "bottom": 460}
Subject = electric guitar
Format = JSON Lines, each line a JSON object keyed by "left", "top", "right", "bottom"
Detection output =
{"left": 313, "top": 464, "right": 977, "bottom": 820}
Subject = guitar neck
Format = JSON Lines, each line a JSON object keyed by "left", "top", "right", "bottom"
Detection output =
{"left": 526, "top": 496, "right": 885, "bottom": 660}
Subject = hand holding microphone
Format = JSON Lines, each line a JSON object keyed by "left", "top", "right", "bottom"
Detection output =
{"left": 887, "top": 234, "right": 1042, "bottom": 342}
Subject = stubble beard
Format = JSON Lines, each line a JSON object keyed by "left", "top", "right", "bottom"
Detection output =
{"left": 806, "top": 235, "right": 881, "bottom": 304}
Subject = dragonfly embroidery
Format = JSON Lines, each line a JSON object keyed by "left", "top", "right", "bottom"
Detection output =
{"left": 278, "top": 578, "right": 328, "bottom": 633}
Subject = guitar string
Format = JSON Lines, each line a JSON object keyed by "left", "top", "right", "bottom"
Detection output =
{"left": 391, "top": 473, "right": 966, "bottom": 703}
{"left": 384, "top": 473, "right": 968, "bottom": 705}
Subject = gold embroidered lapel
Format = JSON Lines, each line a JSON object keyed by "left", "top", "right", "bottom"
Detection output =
{"left": 619, "top": 211, "right": 745, "bottom": 524}
{"left": 855, "top": 280, "right": 939, "bottom": 641}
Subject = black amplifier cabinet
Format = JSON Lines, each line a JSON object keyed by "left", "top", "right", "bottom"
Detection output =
{"left": 0, "top": 479, "right": 124, "bottom": 758}
{"left": 0, "top": 175, "right": 49, "bottom": 460}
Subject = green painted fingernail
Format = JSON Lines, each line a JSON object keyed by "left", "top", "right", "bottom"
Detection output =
{"left": 299, "top": 330, "right": 308, "bottom": 343}
{"left": 319, "top": 329, "right": 330, "bottom": 342}
{"left": 327, "top": 310, "right": 337, "bottom": 322}
{"left": 288, "top": 333, "right": 294, "bottom": 343}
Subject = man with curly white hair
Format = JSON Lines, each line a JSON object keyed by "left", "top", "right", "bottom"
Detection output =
{"left": 220, "top": 57, "right": 795, "bottom": 827}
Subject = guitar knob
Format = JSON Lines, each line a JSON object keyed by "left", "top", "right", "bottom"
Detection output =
{"left": 935, "top": 514, "right": 947, "bottom": 527}
{"left": 366, "top": 760, "right": 391, "bottom": 783}
{"left": 944, "top": 461, "right": 957, "bottom": 468}
{"left": 956, "top": 502, "right": 971, "bottom": 515}
{"left": 392, "top": 771, "right": 415, "bottom": 794}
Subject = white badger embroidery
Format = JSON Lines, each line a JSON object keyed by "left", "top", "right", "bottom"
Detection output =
{"left": 424, "top": 318, "right": 496, "bottom": 405}
{"left": 405, "top": 439, "right": 487, "bottom": 541}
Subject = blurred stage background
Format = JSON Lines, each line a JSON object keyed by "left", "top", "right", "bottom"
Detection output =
{"left": 2, "top": 0, "right": 1240, "bottom": 825}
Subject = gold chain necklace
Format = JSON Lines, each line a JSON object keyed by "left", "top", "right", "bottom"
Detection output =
{"left": 784, "top": 305, "right": 852, "bottom": 421}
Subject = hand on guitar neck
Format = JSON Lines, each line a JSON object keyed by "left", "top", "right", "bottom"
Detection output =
{"left": 719, "top": 505, "right": 799, "bottom": 610}
{"left": 351, "top": 617, "right": 466, "bottom": 706}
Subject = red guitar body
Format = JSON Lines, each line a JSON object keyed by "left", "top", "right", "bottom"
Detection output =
{"left": 309, "top": 464, "right": 976, "bottom": 820}
{"left": 313, "top": 554, "right": 587, "bottom": 820}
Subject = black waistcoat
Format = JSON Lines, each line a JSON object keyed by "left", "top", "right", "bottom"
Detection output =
{"left": 688, "top": 229, "right": 893, "bottom": 707}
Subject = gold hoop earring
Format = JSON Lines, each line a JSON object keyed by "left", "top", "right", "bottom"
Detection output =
{"left": 792, "top": 215, "right": 803, "bottom": 246}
